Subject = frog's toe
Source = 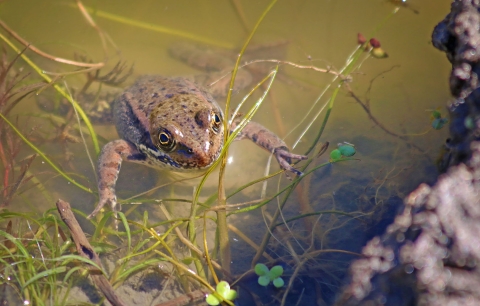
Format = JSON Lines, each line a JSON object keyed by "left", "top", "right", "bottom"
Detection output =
{"left": 87, "top": 195, "right": 119, "bottom": 219}
{"left": 278, "top": 159, "right": 304, "bottom": 176}
{"left": 275, "top": 148, "right": 308, "bottom": 161}
{"left": 274, "top": 147, "right": 307, "bottom": 176}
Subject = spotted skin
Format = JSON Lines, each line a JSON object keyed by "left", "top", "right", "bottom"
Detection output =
{"left": 232, "top": 121, "right": 306, "bottom": 176}
{"left": 88, "top": 75, "right": 307, "bottom": 220}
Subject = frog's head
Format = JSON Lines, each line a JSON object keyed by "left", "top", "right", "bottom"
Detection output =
{"left": 148, "top": 95, "right": 224, "bottom": 170}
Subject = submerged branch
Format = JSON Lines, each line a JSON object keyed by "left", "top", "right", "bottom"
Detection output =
{"left": 345, "top": 82, "right": 425, "bottom": 153}
{"left": 56, "top": 199, "right": 126, "bottom": 306}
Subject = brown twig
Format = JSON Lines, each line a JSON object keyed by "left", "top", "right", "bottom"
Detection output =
{"left": 0, "top": 19, "right": 105, "bottom": 69}
{"left": 75, "top": 0, "right": 120, "bottom": 57}
{"left": 55, "top": 199, "right": 126, "bottom": 306}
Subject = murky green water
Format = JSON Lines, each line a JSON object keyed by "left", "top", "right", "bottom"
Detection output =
{"left": 0, "top": 0, "right": 453, "bottom": 304}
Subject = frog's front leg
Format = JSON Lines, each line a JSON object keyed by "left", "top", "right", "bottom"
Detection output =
{"left": 88, "top": 139, "right": 143, "bottom": 219}
{"left": 233, "top": 121, "right": 307, "bottom": 176}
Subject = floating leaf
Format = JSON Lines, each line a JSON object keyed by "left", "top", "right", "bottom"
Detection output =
{"left": 431, "top": 109, "right": 442, "bottom": 119}
{"left": 254, "top": 263, "right": 269, "bottom": 276}
{"left": 258, "top": 275, "right": 270, "bottom": 286}
{"left": 338, "top": 144, "right": 356, "bottom": 157}
{"left": 432, "top": 117, "right": 448, "bottom": 130}
{"left": 216, "top": 281, "right": 230, "bottom": 297}
{"left": 330, "top": 149, "right": 342, "bottom": 161}
{"left": 217, "top": 281, "right": 237, "bottom": 301}
{"left": 206, "top": 281, "right": 237, "bottom": 305}
{"left": 223, "top": 288, "right": 237, "bottom": 301}
{"left": 270, "top": 265, "right": 284, "bottom": 278}
{"left": 206, "top": 294, "right": 220, "bottom": 306}
{"left": 429, "top": 109, "right": 448, "bottom": 130}
{"left": 256, "top": 264, "right": 284, "bottom": 287}
{"left": 273, "top": 277, "right": 285, "bottom": 288}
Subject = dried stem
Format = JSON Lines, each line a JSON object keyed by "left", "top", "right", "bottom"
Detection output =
{"left": 0, "top": 19, "right": 105, "bottom": 69}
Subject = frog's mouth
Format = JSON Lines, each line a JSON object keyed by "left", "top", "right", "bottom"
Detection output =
{"left": 137, "top": 138, "right": 222, "bottom": 171}
{"left": 169, "top": 140, "right": 222, "bottom": 170}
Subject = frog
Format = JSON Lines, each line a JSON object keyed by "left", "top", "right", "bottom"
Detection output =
{"left": 88, "top": 43, "right": 307, "bottom": 219}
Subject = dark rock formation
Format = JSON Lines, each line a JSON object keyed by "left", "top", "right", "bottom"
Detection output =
{"left": 336, "top": 1, "right": 480, "bottom": 305}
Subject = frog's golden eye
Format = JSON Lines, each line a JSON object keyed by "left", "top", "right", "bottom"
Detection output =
{"left": 211, "top": 112, "right": 222, "bottom": 134}
{"left": 156, "top": 128, "right": 175, "bottom": 152}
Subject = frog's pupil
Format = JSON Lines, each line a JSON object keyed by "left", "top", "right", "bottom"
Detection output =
{"left": 211, "top": 113, "right": 221, "bottom": 133}
{"left": 159, "top": 133, "right": 169, "bottom": 144}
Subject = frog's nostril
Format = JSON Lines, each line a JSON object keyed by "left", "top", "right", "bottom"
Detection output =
{"left": 187, "top": 148, "right": 194, "bottom": 154}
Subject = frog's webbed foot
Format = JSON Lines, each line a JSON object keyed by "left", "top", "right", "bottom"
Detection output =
{"left": 87, "top": 185, "right": 119, "bottom": 220}
{"left": 274, "top": 146, "right": 308, "bottom": 177}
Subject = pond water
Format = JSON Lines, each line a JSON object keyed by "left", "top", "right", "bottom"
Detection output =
{"left": 0, "top": 0, "right": 453, "bottom": 305}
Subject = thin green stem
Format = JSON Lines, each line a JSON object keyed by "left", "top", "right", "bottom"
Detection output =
{"left": 0, "top": 113, "right": 92, "bottom": 193}
{"left": 68, "top": 3, "right": 234, "bottom": 48}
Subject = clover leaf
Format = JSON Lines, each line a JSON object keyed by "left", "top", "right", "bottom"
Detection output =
{"left": 254, "top": 264, "right": 285, "bottom": 288}
{"left": 205, "top": 281, "right": 237, "bottom": 306}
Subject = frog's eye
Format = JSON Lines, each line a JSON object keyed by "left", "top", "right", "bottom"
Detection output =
{"left": 157, "top": 129, "right": 175, "bottom": 151}
{"left": 211, "top": 112, "right": 222, "bottom": 134}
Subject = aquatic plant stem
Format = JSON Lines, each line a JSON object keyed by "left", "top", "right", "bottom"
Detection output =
{"left": 68, "top": 3, "right": 234, "bottom": 49}
{"left": 0, "top": 32, "right": 100, "bottom": 155}
{"left": 216, "top": 0, "right": 278, "bottom": 274}
{"left": 252, "top": 179, "right": 299, "bottom": 266}
{"left": 0, "top": 113, "right": 92, "bottom": 193}
{"left": 185, "top": 69, "right": 277, "bottom": 281}
{"left": 204, "top": 212, "right": 220, "bottom": 284}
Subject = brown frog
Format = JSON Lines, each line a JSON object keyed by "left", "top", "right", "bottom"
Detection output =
{"left": 88, "top": 44, "right": 307, "bottom": 219}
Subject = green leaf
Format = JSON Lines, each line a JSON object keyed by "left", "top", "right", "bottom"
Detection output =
{"left": 181, "top": 257, "right": 193, "bottom": 265}
{"left": 258, "top": 275, "right": 270, "bottom": 286}
{"left": 273, "top": 277, "right": 285, "bottom": 288}
{"left": 338, "top": 144, "right": 356, "bottom": 157}
{"left": 23, "top": 266, "right": 67, "bottom": 288}
{"left": 255, "top": 263, "right": 269, "bottom": 276}
{"left": 432, "top": 117, "right": 448, "bottom": 130}
{"left": 270, "top": 265, "right": 284, "bottom": 278}
{"left": 0, "top": 113, "right": 92, "bottom": 193}
{"left": 223, "top": 288, "right": 237, "bottom": 301}
{"left": 330, "top": 149, "right": 342, "bottom": 161}
{"left": 216, "top": 281, "right": 230, "bottom": 297}
{"left": 432, "top": 110, "right": 442, "bottom": 119}
{"left": 206, "top": 294, "right": 220, "bottom": 306}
